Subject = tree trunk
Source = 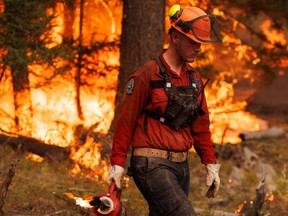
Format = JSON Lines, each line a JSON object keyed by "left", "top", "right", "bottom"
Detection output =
{"left": 11, "top": 66, "right": 33, "bottom": 136}
{"left": 75, "top": 0, "right": 84, "bottom": 121}
{"left": 109, "top": 0, "right": 165, "bottom": 133}
{"left": 62, "top": 3, "right": 76, "bottom": 38}
{"left": 4, "top": 0, "right": 34, "bottom": 136}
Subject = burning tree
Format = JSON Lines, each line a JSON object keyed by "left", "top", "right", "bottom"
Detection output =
{"left": 0, "top": 0, "right": 72, "bottom": 135}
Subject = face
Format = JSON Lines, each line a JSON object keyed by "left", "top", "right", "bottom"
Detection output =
{"left": 173, "top": 32, "right": 201, "bottom": 63}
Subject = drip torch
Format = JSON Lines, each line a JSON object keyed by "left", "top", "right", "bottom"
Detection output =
{"left": 90, "top": 182, "right": 126, "bottom": 216}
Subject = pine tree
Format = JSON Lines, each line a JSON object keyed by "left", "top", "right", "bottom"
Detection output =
{"left": 0, "top": 0, "right": 74, "bottom": 134}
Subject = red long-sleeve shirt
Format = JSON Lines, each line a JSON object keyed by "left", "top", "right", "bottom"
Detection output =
{"left": 111, "top": 54, "right": 216, "bottom": 166}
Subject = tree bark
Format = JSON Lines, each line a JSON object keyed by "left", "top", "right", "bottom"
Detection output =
{"left": 0, "top": 133, "right": 70, "bottom": 161}
{"left": 11, "top": 66, "right": 33, "bottom": 136}
{"left": 75, "top": 0, "right": 84, "bottom": 121}
{"left": 4, "top": 0, "right": 34, "bottom": 136}
{"left": 109, "top": 0, "right": 165, "bottom": 133}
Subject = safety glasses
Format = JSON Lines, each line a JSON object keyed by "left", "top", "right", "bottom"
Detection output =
{"left": 176, "top": 14, "right": 222, "bottom": 43}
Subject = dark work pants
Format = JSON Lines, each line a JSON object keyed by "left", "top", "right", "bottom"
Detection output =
{"left": 130, "top": 156, "right": 197, "bottom": 216}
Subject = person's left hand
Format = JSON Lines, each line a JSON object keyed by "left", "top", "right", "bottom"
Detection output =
{"left": 205, "top": 163, "right": 221, "bottom": 198}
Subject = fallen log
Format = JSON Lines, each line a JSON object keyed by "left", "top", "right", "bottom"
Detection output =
{"left": 239, "top": 126, "right": 285, "bottom": 141}
{"left": 0, "top": 133, "right": 70, "bottom": 161}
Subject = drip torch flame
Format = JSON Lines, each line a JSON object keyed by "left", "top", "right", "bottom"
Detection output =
{"left": 63, "top": 192, "right": 93, "bottom": 209}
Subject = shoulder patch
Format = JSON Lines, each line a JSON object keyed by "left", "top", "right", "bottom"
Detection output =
{"left": 126, "top": 78, "right": 135, "bottom": 95}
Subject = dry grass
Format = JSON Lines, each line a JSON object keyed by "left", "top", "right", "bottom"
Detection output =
{"left": 0, "top": 113, "right": 287, "bottom": 215}
{"left": 0, "top": 145, "right": 99, "bottom": 215}
{"left": 0, "top": 144, "right": 150, "bottom": 216}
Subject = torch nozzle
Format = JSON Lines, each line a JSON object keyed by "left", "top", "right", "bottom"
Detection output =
{"left": 90, "top": 196, "right": 102, "bottom": 207}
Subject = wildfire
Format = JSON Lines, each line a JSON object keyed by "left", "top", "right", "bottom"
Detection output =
{"left": 69, "top": 136, "right": 109, "bottom": 181}
{"left": 44, "top": 2, "right": 64, "bottom": 48}
{"left": 26, "top": 153, "right": 44, "bottom": 163}
{"left": 235, "top": 202, "right": 244, "bottom": 214}
{"left": 266, "top": 192, "right": 274, "bottom": 203}
{"left": 0, "top": 1, "right": 286, "bottom": 182}
{"left": 206, "top": 73, "right": 268, "bottom": 144}
{"left": 260, "top": 19, "right": 287, "bottom": 48}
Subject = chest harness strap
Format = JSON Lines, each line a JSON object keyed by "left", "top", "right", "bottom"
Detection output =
{"left": 144, "top": 56, "right": 209, "bottom": 131}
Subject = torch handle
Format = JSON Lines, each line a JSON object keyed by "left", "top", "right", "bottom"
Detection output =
{"left": 109, "top": 182, "right": 122, "bottom": 199}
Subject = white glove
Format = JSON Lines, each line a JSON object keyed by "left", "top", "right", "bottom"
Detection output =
{"left": 107, "top": 165, "right": 125, "bottom": 189}
{"left": 205, "top": 163, "right": 221, "bottom": 198}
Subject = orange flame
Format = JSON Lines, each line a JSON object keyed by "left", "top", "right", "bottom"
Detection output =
{"left": 63, "top": 192, "right": 93, "bottom": 208}
{"left": 260, "top": 19, "right": 287, "bottom": 48}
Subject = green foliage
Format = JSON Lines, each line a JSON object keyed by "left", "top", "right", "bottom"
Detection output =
{"left": 0, "top": 0, "right": 119, "bottom": 83}
{"left": 0, "top": 0, "right": 74, "bottom": 75}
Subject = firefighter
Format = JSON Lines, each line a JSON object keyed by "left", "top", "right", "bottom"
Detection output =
{"left": 107, "top": 4, "right": 222, "bottom": 215}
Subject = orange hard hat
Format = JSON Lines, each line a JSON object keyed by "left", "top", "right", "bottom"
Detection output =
{"left": 169, "top": 5, "right": 222, "bottom": 44}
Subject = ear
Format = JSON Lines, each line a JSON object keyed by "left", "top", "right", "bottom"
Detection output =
{"left": 171, "top": 31, "right": 181, "bottom": 44}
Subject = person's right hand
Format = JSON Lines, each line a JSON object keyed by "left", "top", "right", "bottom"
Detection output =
{"left": 107, "top": 165, "right": 125, "bottom": 189}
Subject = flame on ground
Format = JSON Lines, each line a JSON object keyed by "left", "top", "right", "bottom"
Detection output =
{"left": 235, "top": 192, "right": 275, "bottom": 213}
{"left": 26, "top": 153, "right": 44, "bottom": 163}
{"left": 69, "top": 137, "right": 109, "bottom": 181}
{"left": 63, "top": 192, "right": 93, "bottom": 209}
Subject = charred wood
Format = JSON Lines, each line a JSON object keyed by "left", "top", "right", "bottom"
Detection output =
{"left": 239, "top": 175, "right": 266, "bottom": 216}
{"left": 0, "top": 133, "right": 70, "bottom": 161}
{"left": 239, "top": 126, "right": 285, "bottom": 141}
